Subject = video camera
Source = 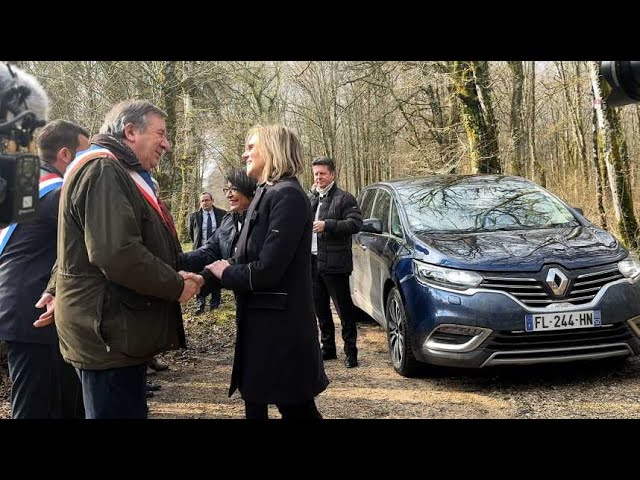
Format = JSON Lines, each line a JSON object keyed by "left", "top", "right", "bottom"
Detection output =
{"left": 600, "top": 61, "right": 640, "bottom": 107}
{"left": 0, "top": 63, "right": 48, "bottom": 229}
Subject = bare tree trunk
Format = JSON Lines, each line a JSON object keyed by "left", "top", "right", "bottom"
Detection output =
{"left": 473, "top": 61, "right": 501, "bottom": 171}
{"left": 589, "top": 61, "right": 638, "bottom": 248}
{"left": 556, "top": 61, "right": 588, "bottom": 198}
{"left": 159, "top": 61, "right": 178, "bottom": 210}
{"left": 526, "top": 61, "right": 545, "bottom": 186}
{"left": 549, "top": 105, "right": 559, "bottom": 184}
{"left": 451, "top": 61, "right": 501, "bottom": 174}
{"left": 591, "top": 100, "right": 608, "bottom": 230}
{"left": 508, "top": 61, "right": 525, "bottom": 176}
{"left": 574, "top": 62, "right": 590, "bottom": 180}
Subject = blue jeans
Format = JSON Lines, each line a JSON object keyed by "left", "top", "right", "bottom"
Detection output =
{"left": 6, "top": 341, "right": 84, "bottom": 419}
{"left": 76, "top": 364, "right": 147, "bottom": 419}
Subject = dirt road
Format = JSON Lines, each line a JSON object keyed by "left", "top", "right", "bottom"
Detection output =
{"left": 4, "top": 296, "right": 640, "bottom": 419}
{"left": 148, "top": 305, "right": 640, "bottom": 419}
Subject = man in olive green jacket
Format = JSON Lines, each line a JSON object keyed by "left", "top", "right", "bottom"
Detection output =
{"left": 37, "top": 100, "right": 201, "bottom": 418}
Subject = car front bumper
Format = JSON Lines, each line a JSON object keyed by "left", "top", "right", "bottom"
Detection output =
{"left": 400, "top": 276, "right": 640, "bottom": 368}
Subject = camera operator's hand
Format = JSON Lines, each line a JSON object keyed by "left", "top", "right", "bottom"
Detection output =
{"left": 33, "top": 292, "right": 55, "bottom": 327}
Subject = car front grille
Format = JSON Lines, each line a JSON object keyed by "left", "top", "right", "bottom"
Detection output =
{"left": 480, "top": 323, "right": 636, "bottom": 365}
{"left": 486, "top": 322, "right": 634, "bottom": 351}
{"left": 480, "top": 264, "right": 623, "bottom": 307}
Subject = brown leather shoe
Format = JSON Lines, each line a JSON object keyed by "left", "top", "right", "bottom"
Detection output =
{"left": 149, "top": 358, "right": 169, "bottom": 372}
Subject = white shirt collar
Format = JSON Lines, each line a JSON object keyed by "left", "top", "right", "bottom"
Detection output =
{"left": 317, "top": 182, "right": 334, "bottom": 198}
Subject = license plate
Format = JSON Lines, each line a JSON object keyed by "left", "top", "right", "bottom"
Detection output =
{"left": 525, "top": 310, "right": 601, "bottom": 332}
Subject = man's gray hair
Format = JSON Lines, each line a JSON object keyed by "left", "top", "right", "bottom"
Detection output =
{"left": 99, "top": 99, "right": 167, "bottom": 139}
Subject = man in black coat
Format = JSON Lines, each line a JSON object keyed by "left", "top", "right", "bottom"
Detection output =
{"left": 310, "top": 156, "right": 363, "bottom": 368}
{"left": 188, "top": 192, "right": 226, "bottom": 313}
{"left": 0, "top": 120, "right": 89, "bottom": 418}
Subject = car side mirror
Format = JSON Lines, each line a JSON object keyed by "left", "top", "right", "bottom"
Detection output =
{"left": 361, "top": 218, "right": 383, "bottom": 234}
{"left": 573, "top": 207, "right": 584, "bottom": 216}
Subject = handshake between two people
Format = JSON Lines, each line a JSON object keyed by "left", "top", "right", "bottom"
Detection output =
{"left": 178, "top": 270, "right": 204, "bottom": 302}
{"left": 180, "top": 258, "right": 231, "bottom": 301}
{"left": 32, "top": 259, "right": 233, "bottom": 328}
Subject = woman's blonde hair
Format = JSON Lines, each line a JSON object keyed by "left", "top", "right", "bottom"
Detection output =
{"left": 246, "top": 125, "right": 304, "bottom": 184}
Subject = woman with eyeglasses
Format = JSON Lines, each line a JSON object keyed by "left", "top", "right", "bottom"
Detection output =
{"left": 207, "top": 125, "right": 329, "bottom": 420}
{"left": 178, "top": 168, "right": 256, "bottom": 292}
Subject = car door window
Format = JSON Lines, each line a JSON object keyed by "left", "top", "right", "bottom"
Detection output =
{"left": 390, "top": 200, "right": 403, "bottom": 238}
{"left": 371, "top": 190, "right": 390, "bottom": 233}
{"left": 359, "top": 189, "right": 377, "bottom": 219}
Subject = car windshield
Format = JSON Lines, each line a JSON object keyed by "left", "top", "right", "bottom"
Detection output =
{"left": 397, "top": 177, "right": 579, "bottom": 233}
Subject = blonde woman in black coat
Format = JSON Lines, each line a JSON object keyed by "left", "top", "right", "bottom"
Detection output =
{"left": 208, "top": 125, "right": 329, "bottom": 419}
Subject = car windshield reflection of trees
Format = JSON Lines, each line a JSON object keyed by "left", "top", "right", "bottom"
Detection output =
{"left": 400, "top": 176, "right": 579, "bottom": 234}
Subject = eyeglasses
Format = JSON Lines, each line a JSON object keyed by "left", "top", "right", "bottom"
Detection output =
{"left": 223, "top": 187, "right": 240, "bottom": 195}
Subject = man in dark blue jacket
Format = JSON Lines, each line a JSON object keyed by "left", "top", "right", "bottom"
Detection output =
{"left": 0, "top": 120, "right": 89, "bottom": 418}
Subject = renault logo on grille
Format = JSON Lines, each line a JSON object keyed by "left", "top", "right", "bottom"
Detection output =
{"left": 546, "top": 268, "right": 569, "bottom": 296}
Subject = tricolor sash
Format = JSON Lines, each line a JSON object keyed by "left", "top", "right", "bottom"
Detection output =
{"left": 0, "top": 173, "right": 64, "bottom": 255}
{"left": 64, "top": 144, "right": 175, "bottom": 237}
{"left": 63, "top": 145, "right": 117, "bottom": 184}
{"left": 128, "top": 170, "right": 177, "bottom": 236}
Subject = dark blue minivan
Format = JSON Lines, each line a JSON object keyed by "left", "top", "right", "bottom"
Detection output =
{"left": 350, "top": 175, "right": 640, "bottom": 376}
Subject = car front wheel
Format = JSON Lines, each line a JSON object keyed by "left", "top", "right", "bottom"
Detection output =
{"left": 386, "top": 286, "right": 421, "bottom": 377}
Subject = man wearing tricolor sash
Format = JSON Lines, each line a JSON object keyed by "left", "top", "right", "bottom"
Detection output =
{"left": 39, "top": 100, "right": 201, "bottom": 419}
{"left": 0, "top": 120, "right": 88, "bottom": 419}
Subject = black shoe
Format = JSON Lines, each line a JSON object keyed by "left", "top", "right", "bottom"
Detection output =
{"left": 321, "top": 349, "right": 337, "bottom": 360}
{"left": 210, "top": 304, "right": 219, "bottom": 311}
{"left": 146, "top": 381, "right": 161, "bottom": 392}
{"left": 344, "top": 356, "right": 358, "bottom": 368}
{"left": 195, "top": 306, "right": 205, "bottom": 315}
{"left": 146, "top": 390, "right": 155, "bottom": 399}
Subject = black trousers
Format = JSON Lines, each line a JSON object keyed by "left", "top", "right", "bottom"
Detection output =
{"left": 196, "top": 287, "right": 221, "bottom": 309}
{"left": 76, "top": 363, "right": 147, "bottom": 419}
{"left": 6, "top": 341, "right": 84, "bottom": 419}
{"left": 311, "top": 255, "right": 358, "bottom": 358}
{"left": 244, "top": 399, "right": 323, "bottom": 419}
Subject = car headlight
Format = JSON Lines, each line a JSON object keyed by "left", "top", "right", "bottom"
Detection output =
{"left": 618, "top": 256, "right": 640, "bottom": 281}
{"left": 413, "top": 260, "right": 483, "bottom": 290}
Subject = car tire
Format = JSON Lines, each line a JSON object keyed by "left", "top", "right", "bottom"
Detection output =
{"left": 386, "top": 286, "right": 421, "bottom": 377}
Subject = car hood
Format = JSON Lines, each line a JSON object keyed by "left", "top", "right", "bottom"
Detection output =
{"left": 413, "top": 225, "right": 626, "bottom": 271}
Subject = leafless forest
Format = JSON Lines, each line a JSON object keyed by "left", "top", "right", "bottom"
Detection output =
{"left": 19, "top": 61, "right": 640, "bottom": 250}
